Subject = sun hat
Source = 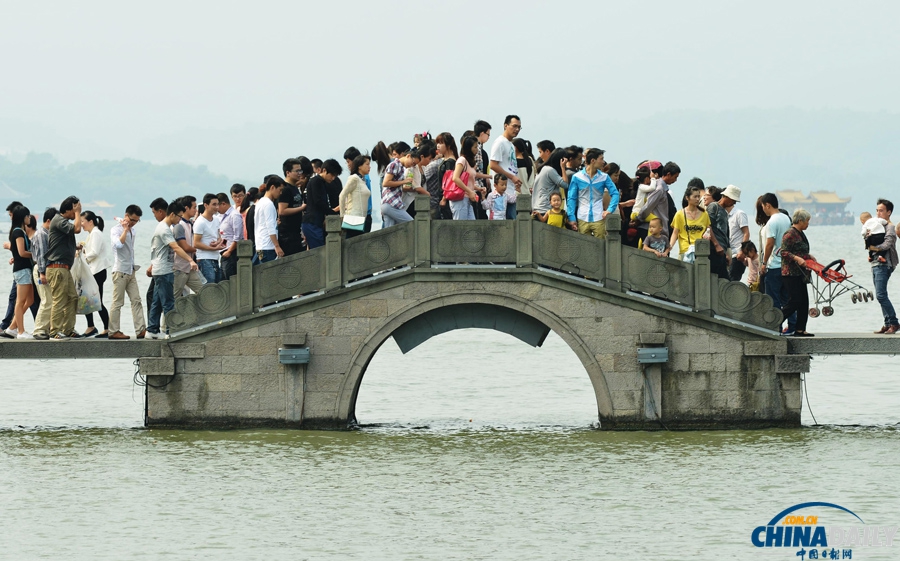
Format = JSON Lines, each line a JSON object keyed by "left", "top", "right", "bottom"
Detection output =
{"left": 722, "top": 185, "right": 741, "bottom": 202}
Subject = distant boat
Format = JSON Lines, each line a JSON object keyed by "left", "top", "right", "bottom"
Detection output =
{"left": 776, "top": 190, "right": 854, "bottom": 225}
{"left": 82, "top": 199, "right": 115, "bottom": 209}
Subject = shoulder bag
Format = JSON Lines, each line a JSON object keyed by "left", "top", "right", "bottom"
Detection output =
{"left": 442, "top": 161, "right": 469, "bottom": 202}
{"left": 682, "top": 209, "right": 696, "bottom": 263}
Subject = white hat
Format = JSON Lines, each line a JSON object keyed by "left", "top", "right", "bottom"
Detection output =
{"left": 722, "top": 185, "right": 741, "bottom": 202}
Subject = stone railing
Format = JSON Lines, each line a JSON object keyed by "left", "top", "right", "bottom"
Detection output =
{"left": 166, "top": 195, "right": 782, "bottom": 333}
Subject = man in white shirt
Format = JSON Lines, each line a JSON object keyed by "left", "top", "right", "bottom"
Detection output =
{"left": 759, "top": 193, "right": 795, "bottom": 334}
{"left": 253, "top": 176, "right": 286, "bottom": 265}
{"left": 489, "top": 115, "right": 524, "bottom": 220}
{"left": 193, "top": 193, "right": 225, "bottom": 283}
{"left": 720, "top": 185, "right": 750, "bottom": 281}
{"left": 220, "top": 185, "right": 245, "bottom": 280}
{"left": 108, "top": 204, "right": 147, "bottom": 340}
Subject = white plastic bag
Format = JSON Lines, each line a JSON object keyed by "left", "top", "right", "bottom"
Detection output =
{"left": 71, "top": 253, "right": 102, "bottom": 315}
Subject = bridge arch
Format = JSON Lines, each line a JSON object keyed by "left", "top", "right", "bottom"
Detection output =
{"left": 336, "top": 290, "right": 614, "bottom": 424}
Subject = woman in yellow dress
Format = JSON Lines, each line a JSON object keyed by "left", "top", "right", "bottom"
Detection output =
{"left": 669, "top": 185, "right": 710, "bottom": 262}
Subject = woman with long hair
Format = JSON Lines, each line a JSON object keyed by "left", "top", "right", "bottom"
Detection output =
{"left": 450, "top": 136, "right": 484, "bottom": 220}
{"left": 80, "top": 211, "right": 113, "bottom": 337}
{"left": 513, "top": 138, "right": 537, "bottom": 202}
{"left": 372, "top": 141, "right": 392, "bottom": 179}
{"left": 669, "top": 185, "right": 710, "bottom": 261}
{"left": 340, "top": 155, "right": 372, "bottom": 239}
{"left": 530, "top": 148, "right": 569, "bottom": 215}
{"left": 435, "top": 132, "right": 459, "bottom": 220}
{"left": 241, "top": 186, "right": 260, "bottom": 248}
{"left": 754, "top": 195, "right": 769, "bottom": 294}
{"left": 5, "top": 206, "right": 35, "bottom": 338}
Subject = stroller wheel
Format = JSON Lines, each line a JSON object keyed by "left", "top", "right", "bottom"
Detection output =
{"left": 822, "top": 306, "right": 834, "bottom": 317}
{"left": 851, "top": 293, "right": 858, "bottom": 304}
{"left": 809, "top": 307, "right": 820, "bottom": 318}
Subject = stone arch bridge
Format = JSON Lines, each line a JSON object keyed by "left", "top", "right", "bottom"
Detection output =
{"left": 127, "top": 195, "right": 810, "bottom": 430}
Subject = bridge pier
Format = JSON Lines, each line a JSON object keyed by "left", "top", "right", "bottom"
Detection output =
{"left": 141, "top": 277, "right": 805, "bottom": 430}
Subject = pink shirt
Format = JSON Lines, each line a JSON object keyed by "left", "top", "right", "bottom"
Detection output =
{"left": 456, "top": 156, "right": 475, "bottom": 189}
{"left": 744, "top": 256, "right": 759, "bottom": 284}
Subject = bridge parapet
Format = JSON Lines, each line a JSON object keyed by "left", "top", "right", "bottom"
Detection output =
{"left": 166, "top": 195, "right": 782, "bottom": 334}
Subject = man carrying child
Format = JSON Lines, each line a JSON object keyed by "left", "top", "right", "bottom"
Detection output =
{"left": 860, "top": 211, "right": 889, "bottom": 264}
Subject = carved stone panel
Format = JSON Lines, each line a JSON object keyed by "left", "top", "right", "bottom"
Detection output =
{"left": 167, "top": 279, "right": 237, "bottom": 333}
{"left": 533, "top": 224, "right": 604, "bottom": 278}
{"left": 623, "top": 248, "right": 694, "bottom": 306}
{"left": 254, "top": 249, "right": 325, "bottom": 305}
{"left": 431, "top": 221, "right": 516, "bottom": 263}
{"left": 713, "top": 278, "right": 783, "bottom": 330}
{"left": 343, "top": 222, "right": 414, "bottom": 281}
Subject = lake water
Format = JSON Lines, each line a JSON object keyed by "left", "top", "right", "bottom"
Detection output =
{"left": 1, "top": 222, "right": 898, "bottom": 560}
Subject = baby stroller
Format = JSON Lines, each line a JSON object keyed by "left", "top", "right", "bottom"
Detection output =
{"left": 804, "top": 258, "right": 873, "bottom": 318}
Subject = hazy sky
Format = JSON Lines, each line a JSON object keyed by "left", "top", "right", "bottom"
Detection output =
{"left": 1, "top": 0, "right": 898, "bottom": 160}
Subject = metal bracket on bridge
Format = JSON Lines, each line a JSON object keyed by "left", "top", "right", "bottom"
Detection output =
{"left": 278, "top": 348, "right": 311, "bottom": 365}
{"left": 637, "top": 347, "right": 669, "bottom": 364}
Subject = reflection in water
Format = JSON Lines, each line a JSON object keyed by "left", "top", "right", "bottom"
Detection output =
{"left": 2, "top": 423, "right": 898, "bottom": 559}
{"left": 2, "top": 225, "right": 900, "bottom": 559}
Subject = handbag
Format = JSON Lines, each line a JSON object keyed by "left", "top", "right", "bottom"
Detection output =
{"left": 681, "top": 209, "right": 696, "bottom": 263}
{"left": 342, "top": 214, "right": 365, "bottom": 231}
{"left": 71, "top": 253, "right": 102, "bottom": 315}
{"left": 442, "top": 162, "right": 469, "bottom": 202}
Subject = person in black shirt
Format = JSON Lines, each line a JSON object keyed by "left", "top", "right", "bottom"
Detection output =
{"left": 435, "top": 133, "right": 459, "bottom": 220}
{"left": 301, "top": 159, "right": 343, "bottom": 249}
{"left": 46, "top": 195, "right": 82, "bottom": 339}
{"left": 326, "top": 175, "right": 342, "bottom": 216}
{"left": 4, "top": 206, "right": 35, "bottom": 338}
{"left": 278, "top": 158, "right": 313, "bottom": 255}
{"left": 242, "top": 187, "right": 260, "bottom": 246}
{"left": 0, "top": 201, "right": 39, "bottom": 334}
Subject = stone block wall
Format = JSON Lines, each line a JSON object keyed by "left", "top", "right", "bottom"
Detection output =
{"left": 144, "top": 330, "right": 295, "bottom": 427}
{"left": 144, "top": 276, "right": 805, "bottom": 430}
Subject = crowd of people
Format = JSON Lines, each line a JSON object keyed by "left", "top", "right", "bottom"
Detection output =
{"left": 3, "top": 115, "right": 898, "bottom": 339}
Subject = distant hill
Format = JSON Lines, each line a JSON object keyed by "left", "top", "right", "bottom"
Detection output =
{"left": 0, "top": 153, "right": 236, "bottom": 216}
{"left": 2, "top": 107, "right": 897, "bottom": 216}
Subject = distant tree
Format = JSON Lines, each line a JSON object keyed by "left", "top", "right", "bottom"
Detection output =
{"left": 0, "top": 153, "right": 236, "bottom": 213}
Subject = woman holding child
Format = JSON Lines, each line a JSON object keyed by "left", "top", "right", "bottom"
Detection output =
{"left": 531, "top": 148, "right": 569, "bottom": 215}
